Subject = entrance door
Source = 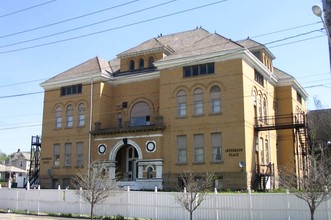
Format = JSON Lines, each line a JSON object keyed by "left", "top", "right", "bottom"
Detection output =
{"left": 127, "top": 146, "right": 139, "bottom": 180}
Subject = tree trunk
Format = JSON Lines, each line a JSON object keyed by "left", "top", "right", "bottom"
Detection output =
{"left": 310, "top": 206, "right": 315, "bottom": 220}
{"left": 190, "top": 211, "right": 193, "bottom": 220}
{"left": 90, "top": 203, "right": 94, "bottom": 220}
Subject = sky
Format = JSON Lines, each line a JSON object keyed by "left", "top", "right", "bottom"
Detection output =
{"left": 0, "top": 0, "right": 330, "bottom": 155}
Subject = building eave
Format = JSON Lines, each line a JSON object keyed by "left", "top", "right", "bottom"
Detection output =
{"left": 40, "top": 71, "right": 112, "bottom": 91}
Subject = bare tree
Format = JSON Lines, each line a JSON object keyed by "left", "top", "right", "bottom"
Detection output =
{"left": 279, "top": 154, "right": 331, "bottom": 220}
{"left": 72, "top": 161, "right": 120, "bottom": 220}
{"left": 174, "top": 171, "right": 215, "bottom": 220}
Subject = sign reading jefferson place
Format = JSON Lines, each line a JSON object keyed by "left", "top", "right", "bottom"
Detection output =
{"left": 225, "top": 148, "right": 243, "bottom": 157}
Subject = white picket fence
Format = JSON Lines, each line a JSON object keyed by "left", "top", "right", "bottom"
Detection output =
{"left": 0, "top": 188, "right": 330, "bottom": 220}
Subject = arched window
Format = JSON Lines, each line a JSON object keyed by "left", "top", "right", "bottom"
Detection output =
{"left": 193, "top": 88, "right": 204, "bottom": 115}
{"left": 210, "top": 86, "right": 221, "bottom": 113}
{"left": 117, "top": 112, "right": 122, "bottom": 128}
{"left": 147, "top": 166, "right": 153, "bottom": 179}
{"left": 78, "top": 103, "right": 85, "bottom": 126}
{"left": 258, "top": 94, "right": 262, "bottom": 121}
{"left": 66, "top": 105, "right": 74, "bottom": 127}
{"left": 263, "top": 97, "right": 267, "bottom": 124}
{"left": 177, "top": 90, "right": 187, "bottom": 117}
{"left": 148, "top": 57, "right": 154, "bottom": 68}
{"left": 253, "top": 90, "right": 257, "bottom": 106}
{"left": 130, "top": 101, "right": 151, "bottom": 126}
{"left": 55, "top": 106, "right": 62, "bottom": 128}
{"left": 129, "top": 60, "right": 135, "bottom": 71}
{"left": 139, "top": 58, "right": 144, "bottom": 69}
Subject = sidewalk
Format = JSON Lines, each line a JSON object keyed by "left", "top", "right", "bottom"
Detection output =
{"left": 0, "top": 213, "right": 88, "bottom": 219}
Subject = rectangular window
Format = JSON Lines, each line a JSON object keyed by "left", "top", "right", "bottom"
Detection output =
{"left": 265, "top": 139, "right": 269, "bottom": 164}
{"left": 55, "top": 117, "right": 62, "bottom": 128}
{"left": 211, "top": 99, "right": 221, "bottom": 113}
{"left": 297, "top": 91, "right": 302, "bottom": 104}
{"left": 177, "top": 103, "right": 187, "bottom": 117}
{"left": 177, "top": 135, "right": 187, "bottom": 163}
{"left": 194, "top": 134, "right": 204, "bottom": 163}
{"left": 78, "top": 114, "right": 85, "bottom": 126}
{"left": 131, "top": 116, "right": 150, "bottom": 126}
{"left": 194, "top": 101, "right": 203, "bottom": 115}
{"left": 254, "top": 70, "right": 264, "bottom": 87}
{"left": 211, "top": 133, "right": 222, "bottom": 162}
{"left": 67, "top": 116, "right": 73, "bottom": 127}
{"left": 53, "top": 144, "right": 60, "bottom": 167}
{"left": 260, "top": 138, "right": 264, "bottom": 164}
{"left": 183, "top": 63, "right": 215, "bottom": 78}
{"left": 64, "top": 143, "right": 72, "bottom": 167}
{"left": 76, "top": 142, "right": 84, "bottom": 167}
{"left": 207, "top": 63, "right": 215, "bottom": 74}
{"left": 60, "top": 84, "right": 82, "bottom": 96}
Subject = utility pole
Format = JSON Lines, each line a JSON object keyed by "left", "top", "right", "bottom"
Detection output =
{"left": 322, "top": 0, "right": 331, "bottom": 71}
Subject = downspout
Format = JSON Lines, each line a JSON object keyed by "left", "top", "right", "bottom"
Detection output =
{"left": 88, "top": 78, "right": 94, "bottom": 174}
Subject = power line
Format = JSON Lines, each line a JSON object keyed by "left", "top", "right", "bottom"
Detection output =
{"left": 0, "top": 0, "right": 139, "bottom": 39}
{"left": 0, "top": 31, "right": 327, "bottom": 99}
{"left": 0, "top": 91, "right": 43, "bottom": 99}
{"left": 0, "top": 0, "right": 177, "bottom": 49}
{"left": 0, "top": 0, "right": 57, "bottom": 19}
{"left": 0, "top": 78, "right": 46, "bottom": 88}
{"left": 251, "top": 21, "right": 323, "bottom": 38}
{"left": 0, "top": 0, "right": 228, "bottom": 54}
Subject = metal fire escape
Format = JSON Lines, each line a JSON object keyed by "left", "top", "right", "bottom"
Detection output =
{"left": 24, "top": 136, "right": 41, "bottom": 188}
{"left": 254, "top": 113, "right": 309, "bottom": 191}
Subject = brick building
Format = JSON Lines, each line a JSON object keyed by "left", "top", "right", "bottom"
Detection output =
{"left": 39, "top": 28, "right": 308, "bottom": 190}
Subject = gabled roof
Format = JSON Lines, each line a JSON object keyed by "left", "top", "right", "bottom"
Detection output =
{"left": 117, "top": 28, "right": 242, "bottom": 61}
{"left": 237, "top": 38, "right": 276, "bottom": 59}
{"left": 40, "top": 56, "right": 111, "bottom": 89}
{"left": 273, "top": 67, "right": 294, "bottom": 80}
{"left": 274, "top": 67, "right": 308, "bottom": 99}
{"left": 161, "top": 32, "right": 243, "bottom": 61}
{"left": 10, "top": 151, "right": 30, "bottom": 161}
{"left": 117, "top": 38, "right": 174, "bottom": 58}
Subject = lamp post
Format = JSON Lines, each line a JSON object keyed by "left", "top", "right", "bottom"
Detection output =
{"left": 312, "top": 5, "right": 331, "bottom": 44}
{"left": 312, "top": 4, "right": 331, "bottom": 72}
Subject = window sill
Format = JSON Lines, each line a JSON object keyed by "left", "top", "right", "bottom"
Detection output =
{"left": 210, "top": 161, "right": 224, "bottom": 164}
{"left": 192, "top": 162, "right": 205, "bottom": 165}
{"left": 65, "top": 126, "right": 73, "bottom": 129}
{"left": 193, "top": 114, "right": 205, "bottom": 117}
{"left": 63, "top": 166, "right": 72, "bottom": 169}
{"left": 52, "top": 166, "right": 60, "bottom": 169}
{"left": 209, "top": 112, "right": 222, "bottom": 116}
{"left": 176, "top": 162, "right": 188, "bottom": 165}
{"left": 74, "top": 165, "right": 84, "bottom": 169}
{"left": 176, "top": 116, "right": 188, "bottom": 119}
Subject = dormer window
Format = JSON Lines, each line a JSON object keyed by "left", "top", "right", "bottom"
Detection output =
{"left": 139, "top": 58, "right": 144, "bottom": 69}
{"left": 148, "top": 57, "right": 154, "bottom": 68}
{"left": 129, "top": 60, "right": 135, "bottom": 71}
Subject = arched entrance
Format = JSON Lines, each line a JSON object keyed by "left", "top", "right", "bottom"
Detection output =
{"left": 109, "top": 139, "right": 143, "bottom": 181}
{"left": 115, "top": 145, "right": 139, "bottom": 180}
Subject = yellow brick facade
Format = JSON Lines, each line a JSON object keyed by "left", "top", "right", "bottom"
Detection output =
{"left": 39, "top": 29, "right": 307, "bottom": 190}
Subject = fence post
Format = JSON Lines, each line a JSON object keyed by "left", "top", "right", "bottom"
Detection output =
{"left": 154, "top": 187, "right": 158, "bottom": 219}
{"left": 79, "top": 187, "right": 82, "bottom": 217}
{"left": 286, "top": 190, "right": 290, "bottom": 220}
{"left": 126, "top": 186, "right": 130, "bottom": 218}
{"left": 248, "top": 189, "right": 253, "bottom": 220}
{"left": 37, "top": 186, "right": 40, "bottom": 215}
